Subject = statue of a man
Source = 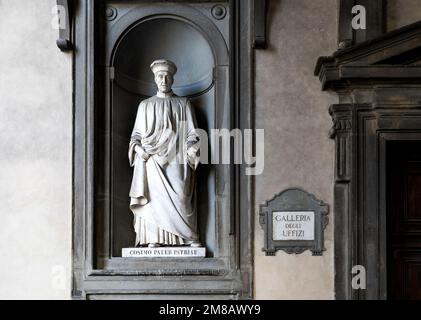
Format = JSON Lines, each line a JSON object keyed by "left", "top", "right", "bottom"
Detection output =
{"left": 128, "top": 59, "right": 201, "bottom": 248}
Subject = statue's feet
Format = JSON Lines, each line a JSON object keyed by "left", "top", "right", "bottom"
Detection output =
{"left": 148, "top": 243, "right": 161, "bottom": 248}
{"left": 189, "top": 241, "right": 202, "bottom": 247}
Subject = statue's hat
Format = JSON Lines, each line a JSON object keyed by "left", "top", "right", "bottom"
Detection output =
{"left": 150, "top": 59, "right": 177, "bottom": 75}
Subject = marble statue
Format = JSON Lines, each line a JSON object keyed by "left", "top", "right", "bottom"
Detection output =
{"left": 128, "top": 59, "right": 202, "bottom": 248}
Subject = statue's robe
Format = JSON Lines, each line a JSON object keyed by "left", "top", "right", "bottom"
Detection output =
{"left": 128, "top": 92, "right": 200, "bottom": 246}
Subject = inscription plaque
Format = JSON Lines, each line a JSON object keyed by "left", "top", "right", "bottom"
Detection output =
{"left": 122, "top": 247, "right": 206, "bottom": 258}
{"left": 259, "top": 188, "right": 329, "bottom": 256}
{"left": 273, "top": 211, "right": 315, "bottom": 241}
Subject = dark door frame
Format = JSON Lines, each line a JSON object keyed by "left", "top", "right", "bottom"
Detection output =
{"left": 329, "top": 100, "right": 421, "bottom": 300}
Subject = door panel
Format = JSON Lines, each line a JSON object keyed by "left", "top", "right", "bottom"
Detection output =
{"left": 387, "top": 141, "right": 421, "bottom": 299}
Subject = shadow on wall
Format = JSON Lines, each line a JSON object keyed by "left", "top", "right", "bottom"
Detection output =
{"left": 266, "top": 0, "right": 282, "bottom": 51}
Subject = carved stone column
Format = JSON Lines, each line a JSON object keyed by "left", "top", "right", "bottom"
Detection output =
{"left": 329, "top": 104, "right": 355, "bottom": 300}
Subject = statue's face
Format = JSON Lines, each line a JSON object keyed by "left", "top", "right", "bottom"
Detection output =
{"left": 154, "top": 70, "right": 174, "bottom": 93}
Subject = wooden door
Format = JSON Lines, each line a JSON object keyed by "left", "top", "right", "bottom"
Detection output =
{"left": 387, "top": 141, "right": 421, "bottom": 299}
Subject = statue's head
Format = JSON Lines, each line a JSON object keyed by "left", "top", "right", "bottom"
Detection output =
{"left": 150, "top": 59, "right": 177, "bottom": 94}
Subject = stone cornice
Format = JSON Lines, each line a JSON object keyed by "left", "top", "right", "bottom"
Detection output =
{"left": 315, "top": 20, "right": 421, "bottom": 90}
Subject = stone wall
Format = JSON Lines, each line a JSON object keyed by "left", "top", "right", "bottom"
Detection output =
{"left": 253, "top": 0, "right": 338, "bottom": 299}
{"left": 0, "top": 0, "right": 72, "bottom": 299}
{"left": 387, "top": 0, "right": 421, "bottom": 31}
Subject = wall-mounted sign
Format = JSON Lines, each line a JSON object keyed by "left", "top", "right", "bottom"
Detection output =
{"left": 259, "top": 188, "right": 329, "bottom": 256}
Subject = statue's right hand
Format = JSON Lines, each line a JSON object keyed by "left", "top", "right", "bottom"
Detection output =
{"left": 135, "top": 145, "right": 150, "bottom": 161}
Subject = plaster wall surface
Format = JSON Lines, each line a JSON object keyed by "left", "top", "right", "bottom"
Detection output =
{"left": 387, "top": 0, "right": 421, "bottom": 31}
{"left": 253, "top": 0, "right": 338, "bottom": 299}
{"left": 0, "top": 0, "right": 72, "bottom": 299}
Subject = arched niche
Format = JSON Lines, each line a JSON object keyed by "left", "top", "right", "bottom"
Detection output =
{"left": 74, "top": 0, "right": 258, "bottom": 300}
{"left": 105, "top": 4, "right": 229, "bottom": 66}
{"left": 107, "top": 16, "right": 220, "bottom": 257}
{"left": 112, "top": 18, "right": 215, "bottom": 97}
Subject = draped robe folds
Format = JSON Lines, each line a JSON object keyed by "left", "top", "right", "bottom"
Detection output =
{"left": 128, "top": 93, "right": 201, "bottom": 246}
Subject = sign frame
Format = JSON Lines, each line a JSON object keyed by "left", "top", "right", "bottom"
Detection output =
{"left": 259, "top": 188, "right": 329, "bottom": 256}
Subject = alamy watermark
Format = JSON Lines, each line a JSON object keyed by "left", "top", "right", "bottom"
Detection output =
{"left": 352, "top": 5, "right": 366, "bottom": 30}
{"left": 133, "top": 123, "right": 265, "bottom": 176}
{"left": 351, "top": 265, "right": 367, "bottom": 290}
{"left": 51, "top": 265, "right": 66, "bottom": 290}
